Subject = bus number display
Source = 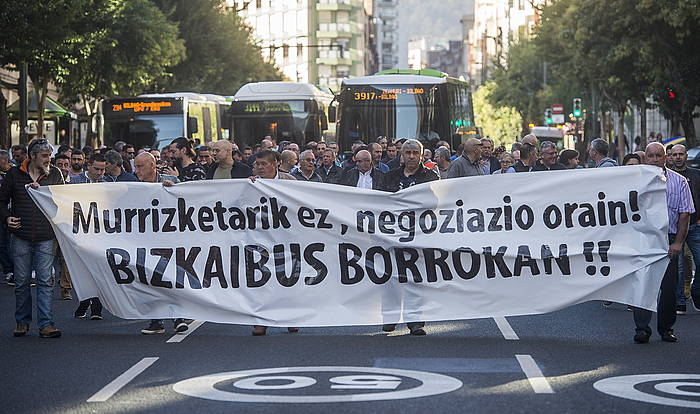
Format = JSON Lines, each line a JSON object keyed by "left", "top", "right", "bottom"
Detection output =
{"left": 353, "top": 88, "right": 425, "bottom": 101}
{"left": 111, "top": 101, "right": 173, "bottom": 113}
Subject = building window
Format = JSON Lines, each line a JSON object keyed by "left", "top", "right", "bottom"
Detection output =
{"left": 297, "top": 43, "right": 304, "bottom": 57}
{"left": 256, "top": 0, "right": 261, "bottom": 9}
{"left": 283, "top": 44, "right": 289, "bottom": 58}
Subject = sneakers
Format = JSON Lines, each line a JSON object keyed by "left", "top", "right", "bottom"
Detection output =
{"left": 30, "top": 278, "right": 36, "bottom": 287}
{"left": 409, "top": 327, "right": 427, "bottom": 336}
{"left": 74, "top": 301, "right": 90, "bottom": 318}
{"left": 39, "top": 325, "right": 62, "bottom": 338}
{"left": 677, "top": 304, "right": 687, "bottom": 315}
{"left": 141, "top": 320, "right": 165, "bottom": 335}
{"left": 634, "top": 331, "right": 650, "bottom": 344}
{"left": 5, "top": 272, "right": 14, "bottom": 286}
{"left": 382, "top": 324, "right": 397, "bottom": 332}
{"left": 90, "top": 299, "right": 103, "bottom": 320}
{"left": 13, "top": 323, "right": 28, "bottom": 337}
{"left": 287, "top": 327, "right": 299, "bottom": 333}
{"left": 174, "top": 319, "right": 189, "bottom": 333}
{"left": 61, "top": 288, "right": 72, "bottom": 300}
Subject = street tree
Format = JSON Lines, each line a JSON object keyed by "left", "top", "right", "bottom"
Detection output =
{"left": 473, "top": 82, "right": 521, "bottom": 147}
{"left": 152, "top": 0, "right": 282, "bottom": 95}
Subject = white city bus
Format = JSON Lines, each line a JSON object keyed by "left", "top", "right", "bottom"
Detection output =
{"left": 230, "top": 82, "right": 336, "bottom": 148}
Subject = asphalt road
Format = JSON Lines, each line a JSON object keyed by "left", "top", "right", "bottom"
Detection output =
{"left": 2, "top": 283, "right": 699, "bottom": 413}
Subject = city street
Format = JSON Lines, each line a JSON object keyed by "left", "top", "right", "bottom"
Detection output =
{"left": 2, "top": 284, "right": 699, "bottom": 413}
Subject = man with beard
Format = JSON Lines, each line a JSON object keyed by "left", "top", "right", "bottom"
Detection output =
{"left": 169, "top": 137, "right": 207, "bottom": 182}
{"left": 0, "top": 138, "right": 65, "bottom": 338}
{"left": 69, "top": 149, "right": 86, "bottom": 178}
{"left": 207, "top": 140, "right": 252, "bottom": 180}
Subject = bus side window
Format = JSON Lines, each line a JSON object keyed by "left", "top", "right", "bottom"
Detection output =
{"left": 202, "top": 107, "right": 212, "bottom": 142}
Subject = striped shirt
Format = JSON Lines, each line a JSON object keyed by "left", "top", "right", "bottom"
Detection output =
{"left": 665, "top": 168, "right": 695, "bottom": 234}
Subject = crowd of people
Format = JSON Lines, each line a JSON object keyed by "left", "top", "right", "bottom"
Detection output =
{"left": 1, "top": 132, "right": 697, "bottom": 342}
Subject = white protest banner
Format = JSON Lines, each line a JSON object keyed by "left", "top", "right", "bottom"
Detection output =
{"left": 29, "top": 166, "right": 669, "bottom": 326}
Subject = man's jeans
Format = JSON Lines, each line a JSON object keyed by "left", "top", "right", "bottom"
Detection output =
{"left": 12, "top": 235, "right": 56, "bottom": 329}
{"left": 677, "top": 224, "right": 700, "bottom": 305}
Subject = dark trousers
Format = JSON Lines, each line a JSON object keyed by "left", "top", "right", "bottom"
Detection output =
{"left": 0, "top": 223, "right": 13, "bottom": 274}
{"left": 633, "top": 234, "right": 678, "bottom": 335}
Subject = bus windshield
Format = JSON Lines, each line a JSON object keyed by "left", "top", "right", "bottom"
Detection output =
{"left": 103, "top": 114, "right": 184, "bottom": 150}
{"left": 337, "top": 84, "right": 446, "bottom": 144}
{"left": 231, "top": 100, "right": 312, "bottom": 144}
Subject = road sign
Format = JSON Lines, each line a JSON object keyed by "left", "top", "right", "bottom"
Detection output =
{"left": 552, "top": 114, "right": 566, "bottom": 124}
{"left": 552, "top": 103, "right": 564, "bottom": 114}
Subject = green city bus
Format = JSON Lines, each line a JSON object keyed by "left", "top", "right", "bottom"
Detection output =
{"left": 335, "top": 69, "right": 478, "bottom": 152}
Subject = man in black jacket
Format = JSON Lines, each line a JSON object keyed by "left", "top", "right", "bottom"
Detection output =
{"left": 339, "top": 150, "right": 386, "bottom": 190}
{"left": 382, "top": 139, "right": 439, "bottom": 336}
{"left": 318, "top": 149, "right": 343, "bottom": 184}
{"left": 0, "top": 138, "right": 65, "bottom": 338}
{"left": 207, "top": 140, "right": 252, "bottom": 179}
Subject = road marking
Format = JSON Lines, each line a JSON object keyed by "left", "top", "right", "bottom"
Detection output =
{"left": 594, "top": 374, "right": 700, "bottom": 408}
{"left": 515, "top": 355, "right": 554, "bottom": 394}
{"left": 373, "top": 357, "right": 521, "bottom": 373}
{"left": 87, "top": 357, "right": 159, "bottom": 402}
{"left": 173, "top": 366, "right": 463, "bottom": 403}
{"left": 166, "top": 320, "right": 205, "bottom": 343}
{"left": 494, "top": 317, "right": 519, "bottom": 340}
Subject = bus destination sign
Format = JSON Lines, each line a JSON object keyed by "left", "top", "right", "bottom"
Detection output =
{"left": 104, "top": 98, "right": 183, "bottom": 115}
{"left": 352, "top": 88, "right": 426, "bottom": 101}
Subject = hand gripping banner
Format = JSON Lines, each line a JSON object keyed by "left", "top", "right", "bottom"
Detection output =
{"left": 30, "top": 166, "right": 670, "bottom": 326}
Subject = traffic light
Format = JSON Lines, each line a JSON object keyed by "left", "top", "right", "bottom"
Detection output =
{"left": 666, "top": 88, "right": 676, "bottom": 99}
{"left": 573, "top": 98, "right": 582, "bottom": 118}
{"left": 544, "top": 108, "right": 553, "bottom": 125}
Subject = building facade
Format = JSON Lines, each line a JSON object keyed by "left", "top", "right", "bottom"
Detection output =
{"left": 233, "top": 0, "right": 374, "bottom": 90}
{"left": 463, "top": 0, "right": 544, "bottom": 86}
{"left": 375, "top": 0, "right": 399, "bottom": 71}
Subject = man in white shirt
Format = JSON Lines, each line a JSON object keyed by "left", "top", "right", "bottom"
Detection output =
{"left": 339, "top": 150, "right": 386, "bottom": 190}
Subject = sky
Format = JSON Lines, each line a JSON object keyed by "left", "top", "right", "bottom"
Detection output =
{"left": 397, "top": 0, "right": 467, "bottom": 66}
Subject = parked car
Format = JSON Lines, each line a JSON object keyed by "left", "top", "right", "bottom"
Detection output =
{"left": 687, "top": 146, "right": 700, "bottom": 169}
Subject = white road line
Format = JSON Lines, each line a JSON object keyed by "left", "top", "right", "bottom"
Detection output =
{"left": 494, "top": 317, "right": 519, "bottom": 340}
{"left": 515, "top": 354, "right": 554, "bottom": 394}
{"left": 87, "top": 357, "right": 159, "bottom": 402}
{"left": 166, "top": 320, "right": 205, "bottom": 343}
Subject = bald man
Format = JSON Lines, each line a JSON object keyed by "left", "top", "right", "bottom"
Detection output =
{"left": 446, "top": 138, "right": 484, "bottom": 178}
{"left": 206, "top": 140, "right": 252, "bottom": 180}
{"left": 513, "top": 134, "right": 539, "bottom": 172}
{"left": 134, "top": 153, "right": 187, "bottom": 335}
{"left": 279, "top": 150, "right": 298, "bottom": 174}
{"left": 134, "top": 152, "right": 178, "bottom": 184}
{"left": 632, "top": 142, "right": 694, "bottom": 344}
{"left": 339, "top": 149, "right": 386, "bottom": 190}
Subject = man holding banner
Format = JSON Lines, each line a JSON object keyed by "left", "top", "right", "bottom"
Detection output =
{"left": 0, "top": 139, "right": 64, "bottom": 338}
{"left": 632, "top": 142, "right": 694, "bottom": 344}
{"left": 383, "top": 139, "right": 439, "bottom": 335}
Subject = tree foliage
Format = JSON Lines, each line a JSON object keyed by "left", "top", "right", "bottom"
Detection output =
{"left": 488, "top": 0, "right": 700, "bottom": 147}
{"left": 473, "top": 82, "right": 522, "bottom": 147}
{"left": 152, "top": 0, "right": 282, "bottom": 95}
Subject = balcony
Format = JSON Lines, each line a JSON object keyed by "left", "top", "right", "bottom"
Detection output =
{"left": 317, "top": 0, "right": 353, "bottom": 11}
{"left": 316, "top": 49, "right": 353, "bottom": 66}
{"left": 317, "top": 22, "right": 353, "bottom": 38}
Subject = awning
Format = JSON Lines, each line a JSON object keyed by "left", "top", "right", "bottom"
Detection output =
{"left": 6, "top": 94, "right": 75, "bottom": 118}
